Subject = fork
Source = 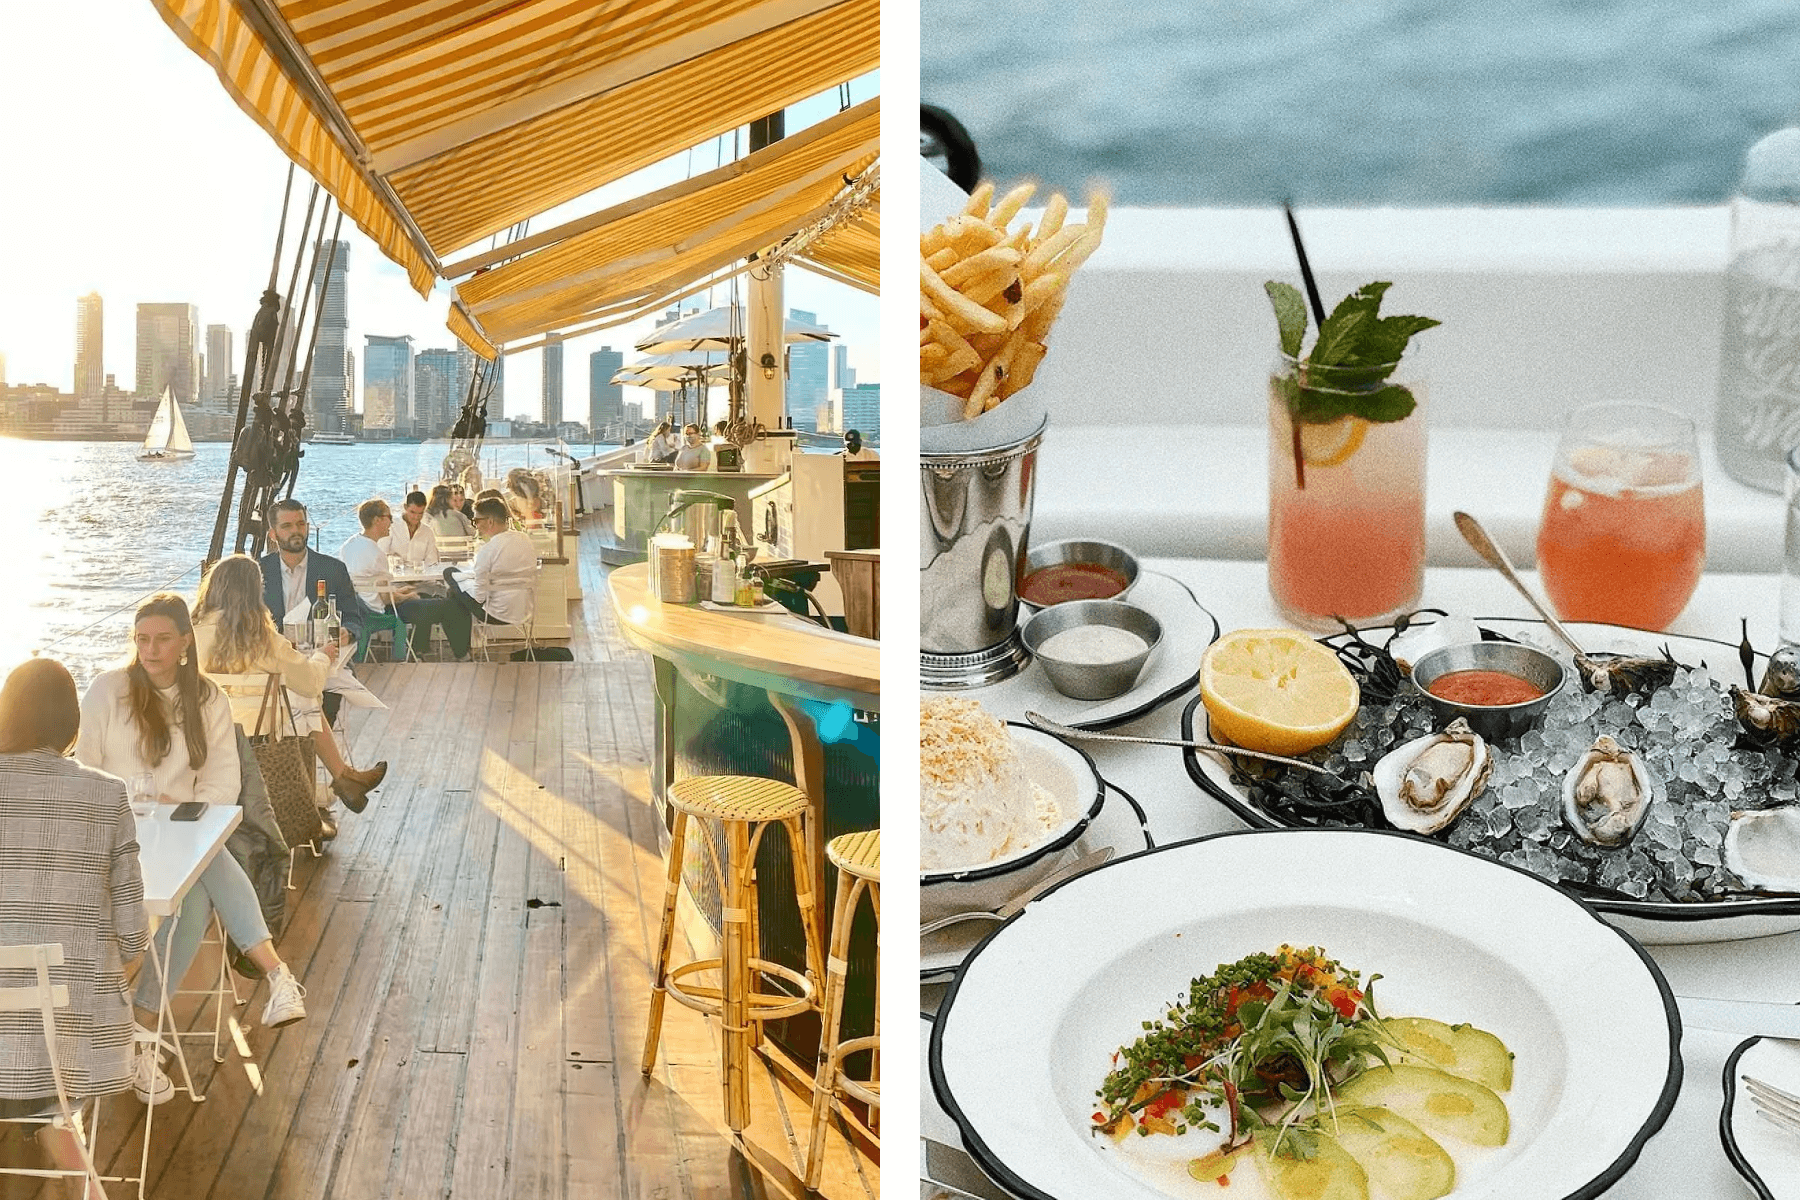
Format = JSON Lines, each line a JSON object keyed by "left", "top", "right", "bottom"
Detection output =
{"left": 1744, "top": 1075, "right": 1800, "bottom": 1136}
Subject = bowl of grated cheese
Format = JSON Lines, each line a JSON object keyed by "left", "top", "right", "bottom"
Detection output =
{"left": 921, "top": 695, "right": 1105, "bottom": 923}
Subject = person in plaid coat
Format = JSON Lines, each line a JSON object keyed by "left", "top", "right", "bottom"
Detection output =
{"left": 0, "top": 657, "right": 147, "bottom": 1176}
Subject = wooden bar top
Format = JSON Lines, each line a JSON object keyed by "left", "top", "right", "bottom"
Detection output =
{"left": 609, "top": 562, "right": 879, "bottom": 709}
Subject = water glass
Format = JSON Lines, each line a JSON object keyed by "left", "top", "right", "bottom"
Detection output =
{"left": 1780, "top": 447, "right": 1800, "bottom": 646}
{"left": 129, "top": 771, "right": 156, "bottom": 818}
{"left": 1535, "top": 403, "right": 1705, "bottom": 632}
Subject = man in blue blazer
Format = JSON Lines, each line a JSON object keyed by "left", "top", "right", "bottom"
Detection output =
{"left": 259, "top": 497, "right": 384, "bottom": 827}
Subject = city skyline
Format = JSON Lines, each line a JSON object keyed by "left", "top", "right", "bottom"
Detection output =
{"left": 0, "top": 2, "right": 879, "bottom": 426}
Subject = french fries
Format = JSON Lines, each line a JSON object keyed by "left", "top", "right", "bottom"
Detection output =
{"left": 920, "top": 181, "right": 1107, "bottom": 419}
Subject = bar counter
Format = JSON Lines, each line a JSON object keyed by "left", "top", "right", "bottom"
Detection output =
{"left": 610, "top": 561, "right": 879, "bottom": 1066}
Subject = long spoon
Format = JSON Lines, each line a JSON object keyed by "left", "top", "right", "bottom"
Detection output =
{"left": 1024, "top": 712, "right": 1343, "bottom": 777}
{"left": 1451, "top": 511, "right": 1589, "bottom": 658}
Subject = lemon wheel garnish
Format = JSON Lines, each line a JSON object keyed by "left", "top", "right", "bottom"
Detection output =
{"left": 1200, "top": 629, "right": 1360, "bottom": 756}
{"left": 1298, "top": 416, "right": 1369, "bottom": 467}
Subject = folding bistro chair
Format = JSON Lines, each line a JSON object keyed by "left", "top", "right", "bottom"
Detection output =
{"left": 471, "top": 563, "right": 539, "bottom": 661}
{"left": 0, "top": 943, "right": 107, "bottom": 1199}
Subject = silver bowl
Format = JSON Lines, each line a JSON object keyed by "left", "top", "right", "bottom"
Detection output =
{"left": 1410, "top": 641, "right": 1566, "bottom": 741}
{"left": 1018, "top": 539, "right": 1139, "bottom": 610}
{"left": 1021, "top": 599, "right": 1162, "bottom": 701}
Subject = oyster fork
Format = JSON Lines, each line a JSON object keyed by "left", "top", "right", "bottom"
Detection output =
{"left": 1744, "top": 1075, "right": 1800, "bottom": 1138}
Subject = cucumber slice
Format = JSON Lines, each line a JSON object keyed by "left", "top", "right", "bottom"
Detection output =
{"left": 1335, "top": 1064, "right": 1509, "bottom": 1147}
{"left": 1188, "top": 1141, "right": 1252, "bottom": 1184}
{"left": 1251, "top": 1128, "right": 1369, "bottom": 1200}
{"left": 1383, "top": 1017, "right": 1514, "bottom": 1092}
{"left": 1328, "top": 1106, "right": 1455, "bottom": 1200}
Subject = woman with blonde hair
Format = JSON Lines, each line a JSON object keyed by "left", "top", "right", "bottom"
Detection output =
{"left": 192, "top": 555, "right": 385, "bottom": 810}
{"left": 77, "top": 593, "right": 306, "bottom": 1106}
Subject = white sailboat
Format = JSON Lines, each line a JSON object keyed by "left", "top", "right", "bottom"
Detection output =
{"left": 139, "top": 386, "right": 196, "bottom": 461}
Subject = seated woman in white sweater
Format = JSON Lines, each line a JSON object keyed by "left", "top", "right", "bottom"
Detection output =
{"left": 76, "top": 593, "right": 306, "bottom": 1106}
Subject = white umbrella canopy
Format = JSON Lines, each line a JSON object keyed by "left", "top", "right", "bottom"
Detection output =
{"left": 634, "top": 305, "right": 836, "bottom": 354}
{"left": 614, "top": 370, "right": 729, "bottom": 392}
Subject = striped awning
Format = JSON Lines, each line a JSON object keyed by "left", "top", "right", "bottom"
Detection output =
{"left": 797, "top": 198, "right": 878, "bottom": 294}
{"left": 449, "top": 97, "right": 878, "bottom": 346}
{"left": 148, "top": 0, "right": 879, "bottom": 303}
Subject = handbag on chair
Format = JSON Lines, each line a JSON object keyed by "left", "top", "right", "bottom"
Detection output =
{"left": 246, "top": 672, "right": 323, "bottom": 850}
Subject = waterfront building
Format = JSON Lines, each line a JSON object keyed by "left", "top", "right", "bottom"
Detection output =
{"left": 836, "top": 381, "right": 881, "bottom": 444}
{"left": 308, "top": 239, "right": 351, "bottom": 433}
{"left": 415, "top": 346, "right": 459, "bottom": 437}
{"left": 135, "top": 302, "right": 200, "bottom": 404}
{"left": 542, "top": 335, "right": 564, "bottom": 426}
{"left": 205, "top": 324, "right": 233, "bottom": 401}
{"left": 589, "top": 345, "right": 623, "bottom": 433}
{"left": 787, "top": 307, "right": 830, "bottom": 431}
{"left": 363, "top": 333, "right": 413, "bottom": 436}
{"left": 488, "top": 352, "right": 505, "bottom": 420}
{"left": 74, "top": 292, "right": 104, "bottom": 400}
{"left": 833, "top": 342, "right": 854, "bottom": 392}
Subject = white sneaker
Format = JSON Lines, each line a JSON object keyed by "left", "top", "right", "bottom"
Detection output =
{"left": 131, "top": 1027, "right": 173, "bottom": 1106}
{"left": 261, "top": 964, "right": 307, "bottom": 1028}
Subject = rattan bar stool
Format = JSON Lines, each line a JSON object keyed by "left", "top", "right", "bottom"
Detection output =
{"left": 804, "top": 829, "right": 880, "bottom": 1188}
{"left": 641, "top": 775, "right": 825, "bottom": 1132}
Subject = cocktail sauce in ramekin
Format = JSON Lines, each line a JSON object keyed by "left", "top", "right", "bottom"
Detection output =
{"left": 1426, "top": 669, "right": 1546, "bottom": 707}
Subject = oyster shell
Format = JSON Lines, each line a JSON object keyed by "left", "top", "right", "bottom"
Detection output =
{"left": 1573, "top": 650, "right": 1678, "bottom": 698}
{"left": 1730, "top": 686, "right": 1800, "bottom": 750}
{"left": 1561, "top": 735, "right": 1653, "bottom": 848}
{"left": 1373, "top": 717, "right": 1491, "bottom": 835}
{"left": 1723, "top": 806, "right": 1800, "bottom": 892}
{"left": 1758, "top": 646, "right": 1800, "bottom": 703}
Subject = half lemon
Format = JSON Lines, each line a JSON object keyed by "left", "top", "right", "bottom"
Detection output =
{"left": 1200, "top": 629, "right": 1361, "bottom": 755}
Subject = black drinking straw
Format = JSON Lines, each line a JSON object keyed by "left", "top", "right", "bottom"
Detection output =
{"left": 1282, "top": 201, "right": 1325, "bottom": 489}
{"left": 1283, "top": 201, "right": 1328, "bottom": 326}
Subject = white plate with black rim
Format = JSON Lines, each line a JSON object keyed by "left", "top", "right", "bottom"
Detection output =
{"left": 966, "top": 570, "right": 1218, "bottom": 730}
{"left": 1181, "top": 617, "right": 1800, "bottom": 944}
{"left": 1722, "top": 1024, "right": 1800, "bottom": 1200}
{"left": 931, "top": 828, "right": 1681, "bottom": 1200}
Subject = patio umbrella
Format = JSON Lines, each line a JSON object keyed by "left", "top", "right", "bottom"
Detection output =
{"left": 634, "top": 305, "right": 836, "bottom": 354}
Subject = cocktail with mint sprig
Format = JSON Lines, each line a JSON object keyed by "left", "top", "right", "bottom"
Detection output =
{"left": 1264, "top": 280, "right": 1439, "bottom": 630}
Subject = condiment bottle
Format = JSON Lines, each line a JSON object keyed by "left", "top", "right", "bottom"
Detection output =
{"left": 734, "top": 556, "right": 755, "bottom": 607}
{"left": 1716, "top": 127, "right": 1800, "bottom": 492}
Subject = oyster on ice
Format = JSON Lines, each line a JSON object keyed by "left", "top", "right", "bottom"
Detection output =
{"left": 1723, "top": 806, "right": 1800, "bottom": 892}
{"left": 1373, "top": 717, "right": 1491, "bottom": 835}
{"left": 1731, "top": 685, "right": 1800, "bottom": 751}
{"left": 1561, "top": 736, "right": 1653, "bottom": 847}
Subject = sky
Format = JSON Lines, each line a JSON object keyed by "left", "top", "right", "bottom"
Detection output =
{"left": 0, "top": 1, "right": 880, "bottom": 424}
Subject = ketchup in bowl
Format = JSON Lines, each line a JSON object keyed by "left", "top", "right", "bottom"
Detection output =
{"left": 1426, "top": 669, "right": 1546, "bottom": 707}
{"left": 1019, "top": 563, "right": 1129, "bottom": 606}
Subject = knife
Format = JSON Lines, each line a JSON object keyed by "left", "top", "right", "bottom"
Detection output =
{"left": 1676, "top": 996, "right": 1800, "bottom": 1039}
{"left": 921, "top": 1136, "right": 1019, "bottom": 1200}
{"left": 920, "top": 847, "right": 1116, "bottom": 937}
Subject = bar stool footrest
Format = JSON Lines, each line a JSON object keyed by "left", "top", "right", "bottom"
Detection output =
{"left": 831, "top": 1034, "right": 881, "bottom": 1108}
{"left": 666, "top": 958, "right": 815, "bottom": 1022}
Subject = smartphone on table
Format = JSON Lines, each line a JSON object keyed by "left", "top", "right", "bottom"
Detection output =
{"left": 169, "top": 801, "right": 208, "bottom": 822}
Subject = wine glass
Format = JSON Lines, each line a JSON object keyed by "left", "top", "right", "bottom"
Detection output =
{"left": 129, "top": 771, "right": 157, "bottom": 818}
{"left": 1535, "top": 403, "right": 1705, "bottom": 632}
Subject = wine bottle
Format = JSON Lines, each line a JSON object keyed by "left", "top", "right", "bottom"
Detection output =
{"left": 325, "top": 595, "right": 342, "bottom": 651}
{"left": 312, "top": 580, "right": 331, "bottom": 648}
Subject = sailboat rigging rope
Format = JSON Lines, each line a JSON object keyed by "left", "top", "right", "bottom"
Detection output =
{"left": 34, "top": 563, "right": 203, "bottom": 655}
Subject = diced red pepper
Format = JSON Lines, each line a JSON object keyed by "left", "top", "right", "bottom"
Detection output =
{"left": 1143, "top": 1089, "right": 1184, "bottom": 1119}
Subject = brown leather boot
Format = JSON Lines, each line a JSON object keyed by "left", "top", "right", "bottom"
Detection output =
{"left": 331, "top": 761, "right": 387, "bottom": 813}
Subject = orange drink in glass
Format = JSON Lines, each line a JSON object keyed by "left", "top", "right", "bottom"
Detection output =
{"left": 1535, "top": 403, "right": 1705, "bottom": 631}
{"left": 1268, "top": 354, "right": 1428, "bottom": 630}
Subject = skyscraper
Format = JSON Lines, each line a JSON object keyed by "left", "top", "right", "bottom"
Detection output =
{"left": 135, "top": 303, "right": 200, "bottom": 403}
{"left": 363, "top": 334, "right": 414, "bottom": 435}
{"left": 488, "top": 353, "right": 505, "bottom": 421}
{"left": 541, "top": 336, "right": 563, "bottom": 426}
{"left": 838, "top": 382, "right": 881, "bottom": 444}
{"left": 414, "top": 347, "right": 459, "bottom": 437}
{"left": 588, "top": 346, "right": 624, "bottom": 434}
{"left": 786, "top": 308, "right": 831, "bottom": 431}
{"left": 308, "top": 240, "right": 351, "bottom": 433}
{"left": 205, "top": 324, "right": 233, "bottom": 404}
{"left": 832, "top": 342, "right": 854, "bottom": 392}
{"left": 75, "top": 293, "right": 104, "bottom": 400}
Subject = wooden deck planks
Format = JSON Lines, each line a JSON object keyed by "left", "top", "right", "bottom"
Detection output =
{"left": 0, "top": 553, "right": 876, "bottom": 1200}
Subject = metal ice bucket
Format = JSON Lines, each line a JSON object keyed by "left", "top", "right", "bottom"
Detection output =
{"left": 920, "top": 420, "right": 1045, "bottom": 688}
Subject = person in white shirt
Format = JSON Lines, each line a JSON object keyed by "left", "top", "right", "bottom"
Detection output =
{"left": 384, "top": 490, "right": 438, "bottom": 567}
{"left": 440, "top": 498, "right": 536, "bottom": 655}
{"left": 842, "top": 429, "right": 879, "bottom": 460}
{"left": 77, "top": 594, "right": 307, "bottom": 1104}
{"left": 341, "top": 498, "right": 465, "bottom": 659}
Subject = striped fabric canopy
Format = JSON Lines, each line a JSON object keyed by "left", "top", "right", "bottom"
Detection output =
{"left": 148, "top": 0, "right": 880, "bottom": 354}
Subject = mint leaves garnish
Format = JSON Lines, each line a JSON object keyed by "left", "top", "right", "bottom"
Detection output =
{"left": 1263, "top": 280, "right": 1439, "bottom": 422}
{"left": 1265, "top": 280, "right": 1439, "bottom": 489}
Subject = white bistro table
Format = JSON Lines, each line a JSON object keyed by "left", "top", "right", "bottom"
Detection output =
{"left": 125, "top": 803, "right": 242, "bottom": 1199}
{"left": 924, "top": 560, "right": 1800, "bottom": 1200}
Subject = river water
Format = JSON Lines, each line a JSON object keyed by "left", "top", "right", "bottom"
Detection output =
{"left": 922, "top": 0, "right": 1800, "bottom": 205}
{"left": 4, "top": 439, "right": 588, "bottom": 686}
